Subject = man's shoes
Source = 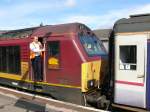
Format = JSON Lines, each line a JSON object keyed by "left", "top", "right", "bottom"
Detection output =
{"left": 34, "top": 79, "right": 43, "bottom": 82}
{"left": 38, "top": 79, "right": 43, "bottom": 82}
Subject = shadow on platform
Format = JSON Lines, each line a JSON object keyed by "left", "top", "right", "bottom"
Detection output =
{"left": 14, "top": 98, "right": 47, "bottom": 112}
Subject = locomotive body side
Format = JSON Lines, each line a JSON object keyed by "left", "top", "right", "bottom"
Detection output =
{"left": 0, "top": 38, "right": 30, "bottom": 82}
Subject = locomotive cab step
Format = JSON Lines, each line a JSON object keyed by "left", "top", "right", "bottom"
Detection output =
{"left": 33, "top": 85, "right": 43, "bottom": 92}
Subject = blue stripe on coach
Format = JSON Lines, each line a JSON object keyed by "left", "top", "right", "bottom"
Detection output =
{"left": 146, "top": 42, "right": 150, "bottom": 110}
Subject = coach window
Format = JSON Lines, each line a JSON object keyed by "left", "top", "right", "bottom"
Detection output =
{"left": 119, "top": 45, "right": 137, "bottom": 70}
{"left": 48, "top": 41, "right": 60, "bottom": 69}
{"left": 0, "top": 46, "right": 21, "bottom": 74}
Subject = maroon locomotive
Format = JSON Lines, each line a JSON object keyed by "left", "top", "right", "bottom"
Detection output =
{"left": 0, "top": 23, "right": 108, "bottom": 108}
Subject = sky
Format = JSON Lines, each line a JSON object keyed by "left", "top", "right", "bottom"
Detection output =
{"left": 0, "top": 0, "right": 150, "bottom": 30}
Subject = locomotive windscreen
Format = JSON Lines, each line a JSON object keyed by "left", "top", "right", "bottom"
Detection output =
{"left": 79, "top": 35, "right": 106, "bottom": 56}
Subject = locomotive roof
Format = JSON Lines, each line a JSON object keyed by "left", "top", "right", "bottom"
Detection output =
{"left": 113, "top": 13, "right": 150, "bottom": 33}
{"left": 0, "top": 30, "right": 7, "bottom": 34}
{"left": 31, "top": 23, "right": 90, "bottom": 37}
{"left": 0, "top": 23, "right": 89, "bottom": 39}
{"left": 0, "top": 27, "right": 38, "bottom": 39}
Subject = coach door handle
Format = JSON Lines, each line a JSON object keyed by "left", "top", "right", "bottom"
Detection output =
{"left": 137, "top": 74, "right": 144, "bottom": 78}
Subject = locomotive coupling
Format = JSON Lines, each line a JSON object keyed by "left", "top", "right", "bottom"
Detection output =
{"left": 86, "top": 91, "right": 110, "bottom": 110}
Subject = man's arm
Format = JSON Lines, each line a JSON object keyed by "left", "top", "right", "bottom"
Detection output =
{"left": 38, "top": 42, "right": 45, "bottom": 51}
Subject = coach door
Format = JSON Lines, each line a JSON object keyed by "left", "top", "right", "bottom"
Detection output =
{"left": 114, "top": 34, "right": 147, "bottom": 108}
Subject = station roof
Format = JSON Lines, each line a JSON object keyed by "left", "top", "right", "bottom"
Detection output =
{"left": 114, "top": 13, "right": 150, "bottom": 33}
{"left": 93, "top": 29, "right": 112, "bottom": 41}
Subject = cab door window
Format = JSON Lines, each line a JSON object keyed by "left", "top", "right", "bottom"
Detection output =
{"left": 47, "top": 41, "right": 60, "bottom": 69}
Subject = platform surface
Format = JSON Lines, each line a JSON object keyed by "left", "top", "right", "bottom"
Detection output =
{"left": 0, "top": 86, "right": 107, "bottom": 112}
{"left": 0, "top": 93, "right": 58, "bottom": 112}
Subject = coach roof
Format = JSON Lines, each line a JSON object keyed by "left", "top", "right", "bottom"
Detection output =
{"left": 114, "top": 13, "right": 150, "bottom": 33}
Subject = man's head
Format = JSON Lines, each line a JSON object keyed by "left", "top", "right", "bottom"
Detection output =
{"left": 33, "top": 36, "right": 38, "bottom": 43}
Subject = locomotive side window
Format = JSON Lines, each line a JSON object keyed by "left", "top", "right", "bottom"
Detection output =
{"left": 0, "top": 46, "right": 21, "bottom": 74}
{"left": 47, "top": 41, "right": 60, "bottom": 69}
{"left": 119, "top": 45, "right": 137, "bottom": 70}
{"left": 79, "top": 35, "right": 106, "bottom": 56}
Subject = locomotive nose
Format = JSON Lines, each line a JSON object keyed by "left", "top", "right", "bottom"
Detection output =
{"left": 81, "top": 60, "right": 101, "bottom": 92}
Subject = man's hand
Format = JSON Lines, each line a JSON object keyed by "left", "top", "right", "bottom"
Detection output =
{"left": 41, "top": 48, "right": 45, "bottom": 51}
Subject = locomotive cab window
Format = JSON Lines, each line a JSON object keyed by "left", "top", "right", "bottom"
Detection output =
{"left": 48, "top": 41, "right": 60, "bottom": 69}
{"left": 119, "top": 45, "right": 137, "bottom": 70}
{"left": 0, "top": 46, "right": 21, "bottom": 74}
{"left": 79, "top": 35, "right": 106, "bottom": 56}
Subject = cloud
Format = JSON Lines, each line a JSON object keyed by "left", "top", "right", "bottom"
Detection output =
{"left": 131, "top": 4, "right": 150, "bottom": 14}
{"left": 65, "top": 0, "right": 76, "bottom": 7}
{"left": 60, "top": 3, "right": 150, "bottom": 29}
{"left": 0, "top": 0, "right": 76, "bottom": 19}
{"left": 0, "top": 0, "right": 77, "bottom": 30}
{"left": 0, "top": 1, "right": 150, "bottom": 30}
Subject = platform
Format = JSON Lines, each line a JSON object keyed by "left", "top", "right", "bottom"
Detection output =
{"left": 0, "top": 86, "right": 107, "bottom": 112}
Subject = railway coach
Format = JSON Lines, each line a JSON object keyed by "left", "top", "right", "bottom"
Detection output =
{"left": 110, "top": 14, "right": 150, "bottom": 111}
{"left": 0, "top": 23, "right": 108, "bottom": 107}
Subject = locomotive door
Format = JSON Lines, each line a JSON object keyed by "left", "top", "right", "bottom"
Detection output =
{"left": 114, "top": 34, "right": 147, "bottom": 108}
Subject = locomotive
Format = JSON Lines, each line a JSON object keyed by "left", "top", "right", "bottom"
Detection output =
{"left": 0, "top": 23, "right": 108, "bottom": 108}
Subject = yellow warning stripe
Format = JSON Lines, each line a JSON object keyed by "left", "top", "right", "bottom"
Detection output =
{"left": 0, "top": 72, "right": 81, "bottom": 89}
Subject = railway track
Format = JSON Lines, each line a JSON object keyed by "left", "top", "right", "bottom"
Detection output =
{"left": 0, "top": 86, "right": 107, "bottom": 112}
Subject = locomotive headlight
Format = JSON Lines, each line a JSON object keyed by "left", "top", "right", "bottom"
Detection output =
{"left": 87, "top": 79, "right": 95, "bottom": 89}
{"left": 90, "top": 81, "right": 94, "bottom": 86}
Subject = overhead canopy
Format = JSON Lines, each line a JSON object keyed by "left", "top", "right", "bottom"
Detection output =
{"left": 114, "top": 13, "right": 150, "bottom": 33}
{"left": 93, "top": 29, "right": 112, "bottom": 41}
